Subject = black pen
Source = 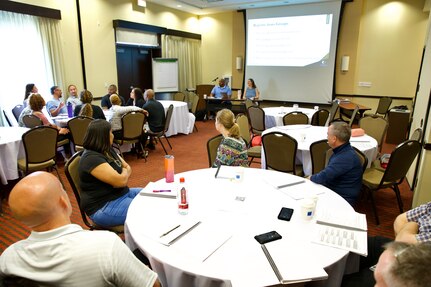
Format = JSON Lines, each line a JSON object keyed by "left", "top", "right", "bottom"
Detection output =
{"left": 160, "top": 225, "right": 181, "bottom": 238}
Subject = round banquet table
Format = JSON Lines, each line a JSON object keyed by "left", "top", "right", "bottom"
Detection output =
{"left": 263, "top": 107, "right": 317, "bottom": 129}
{"left": 0, "top": 127, "right": 29, "bottom": 184}
{"left": 159, "top": 100, "right": 195, "bottom": 137}
{"left": 125, "top": 167, "right": 358, "bottom": 287}
{"left": 261, "top": 125, "right": 378, "bottom": 176}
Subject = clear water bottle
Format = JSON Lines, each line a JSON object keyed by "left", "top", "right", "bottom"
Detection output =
{"left": 178, "top": 177, "right": 189, "bottom": 215}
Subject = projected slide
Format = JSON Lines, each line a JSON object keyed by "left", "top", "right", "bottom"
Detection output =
{"left": 248, "top": 14, "right": 333, "bottom": 67}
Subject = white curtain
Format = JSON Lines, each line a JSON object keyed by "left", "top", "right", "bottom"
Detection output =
{"left": 0, "top": 11, "right": 65, "bottom": 126}
{"left": 162, "top": 35, "right": 202, "bottom": 95}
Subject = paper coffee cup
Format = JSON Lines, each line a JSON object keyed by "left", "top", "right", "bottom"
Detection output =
{"left": 301, "top": 198, "right": 316, "bottom": 220}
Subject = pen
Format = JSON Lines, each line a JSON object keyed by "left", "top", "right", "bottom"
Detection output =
{"left": 153, "top": 190, "right": 171, "bottom": 193}
{"left": 160, "top": 225, "right": 181, "bottom": 238}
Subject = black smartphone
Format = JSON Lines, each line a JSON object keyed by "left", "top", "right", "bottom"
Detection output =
{"left": 254, "top": 231, "right": 282, "bottom": 244}
{"left": 278, "top": 207, "right": 294, "bottom": 221}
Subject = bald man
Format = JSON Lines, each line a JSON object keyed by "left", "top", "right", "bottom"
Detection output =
{"left": 0, "top": 172, "right": 160, "bottom": 287}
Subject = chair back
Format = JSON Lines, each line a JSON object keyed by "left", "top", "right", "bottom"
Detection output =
{"left": 22, "top": 114, "right": 43, "bottom": 128}
{"left": 173, "top": 92, "right": 185, "bottom": 102}
{"left": 376, "top": 97, "right": 392, "bottom": 116}
{"left": 247, "top": 105, "right": 265, "bottom": 135}
{"left": 328, "top": 101, "right": 339, "bottom": 123}
{"left": 262, "top": 131, "right": 299, "bottom": 174}
{"left": 67, "top": 116, "right": 93, "bottom": 149}
{"left": 191, "top": 92, "right": 200, "bottom": 114}
{"left": 283, "top": 112, "right": 308, "bottom": 125}
{"left": 359, "top": 115, "right": 388, "bottom": 150}
{"left": 311, "top": 109, "right": 330, "bottom": 126}
{"left": 410, "top": 128, "right": 423, "bottom": 142}
{"left": 310, "top": 139, "right": 331, "bottom": 174}
{"left": 236, "top": 113, "right": 251, "bottom": 145}
{"left": 348, "top": 105, "right": 360, "bottom": 127}
{"left": 120, "top": 111, "right": 146, "bottom": 141}
{"left": 382, "top": 140, "right": 421, "bottom": 184}
{"left": 12, "top": 104, "right": 25, "bottom": 121}
{"left": 3, "top": 110, "right": 12, "bottom": 126}
{"left": 245, "top": 99, "right": 255, "bottom": 112}
{"left": 207, "top": 134, "right": 223, "bottom": 167}
{"left": 352, "top": 146, "right": 368, "bottom": 173}
{"left": 164, "top": 104, "right": 174, "bottom": 133}
{"left": 22, "top": 126, "right": 58, "bottom": 165}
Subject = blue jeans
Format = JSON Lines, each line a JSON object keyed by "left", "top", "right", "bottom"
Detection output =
{"left": 90, "top": 187, "right": 141, "bottom": 227}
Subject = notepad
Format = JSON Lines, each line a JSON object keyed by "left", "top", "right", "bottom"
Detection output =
{"left": 263, "top": 173, "right": 305, "bottom": 189}
{"left": 139, "top": 182, "right": 176, "bottom": 199}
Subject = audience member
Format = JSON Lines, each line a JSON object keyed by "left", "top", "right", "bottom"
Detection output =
{"left": 242, "top": 78, "right": 260, "bottom": 100}
{"left": 109, "top": 94, "right": 143, "bottom": 139}
{"left": 18, "top": 99, "right": 33, "bottom": 127}
{"left": 79, "top": 119, "right": 142, "bottom": 227}
{"left": 101, "top": 84, "right": 125, "bottom": 110}
{"left": 309, "top": 121, "right": 362, "bottom": 205}
{"left": 142, "top": 89, "right": 165, "bottom": 150}
{"left": 73, "top": 89, "right": 105, "bottom": 120}
{"left": 66, "top": 84, "right": 82, "bottom": 110}
{"left": 46, "top": 85, "right": 67, "bottom": 116}
{"left": 23, "top": 83, "right": 38, "bottom": 106}
{"left": 210, "top": 78, "right": 232, "bottom": 99}
{"left": 213, "top": 109, "right": 248, "bottom": 167}
{"left": 0, "top": 171, "right": 160, "bottom": 287}
{"left": 126, "top": 87, "right": 145, "bottom": 108}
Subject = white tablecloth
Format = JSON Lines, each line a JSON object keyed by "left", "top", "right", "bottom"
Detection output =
{"left": 160, "top": 100, "right": 195, "bottom": 137}
{"left": 125, "top": 168, "right": 356, "bottom": 287}
{"left": 0, "top": 127, "right": 29, "bottom": 184}
{"left": 263, "top": 107, "right": 317, "bottom": 129}
{"left": 261, "top": 125, "right": 378, "bottom": 176}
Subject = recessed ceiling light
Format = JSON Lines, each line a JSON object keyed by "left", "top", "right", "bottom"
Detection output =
{"left": 177, "top": 4, "right": 182, "bottom": 7}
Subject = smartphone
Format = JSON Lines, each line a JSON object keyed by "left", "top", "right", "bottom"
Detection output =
{"left": 254, "top": 231, "right": 282, "bottom": 244}
{"left": 278, "top": 207, "right": 294, "bottom": 221}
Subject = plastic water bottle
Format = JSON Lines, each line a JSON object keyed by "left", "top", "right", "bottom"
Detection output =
{"left": 67, "top": 102, "right": 73, "bottom": 118}
{"left": 178, "top": 177, "right": 189, "bottom": 215}
{"left": 164, "top": 155, "right": 174, "bottom": 183}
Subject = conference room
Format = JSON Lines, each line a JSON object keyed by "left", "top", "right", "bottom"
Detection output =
{"left": 1, "top": 0, "right": 431, "bottom": 286}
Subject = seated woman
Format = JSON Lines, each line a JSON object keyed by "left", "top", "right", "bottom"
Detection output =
{"left": 126, "top": 87, "right": 145, "bottom": 108}
{"left": 213, "top": 109, "right": 248, "bottom": 167}
{"left": 78, "top": 119, "right": 142, "bottom": 227}
{"left": 109, "top": 93, "right": 143, "bottom": 139}
{"left": 242, "top": 78, "right": 260, "bottom": 100}
{"left": 73, "top": 89, "right": 105, "bottom": 120}
{"left": 29, "top": 93, "right": 69, "bottom": 140}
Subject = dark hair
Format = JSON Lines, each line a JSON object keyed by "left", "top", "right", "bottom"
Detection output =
{"left": 248, "top": 78, "right": 256, "bottom": 89}
{"left": 50, "top": 86, "right": 58, "bottom": 95}
{"left": 133, "top": 88, "right": 144, "bottom": 103}
{"left": 24, "top": 83, "right": 35, "bottom": 101}
{"left": 29, "top": 94, "right": 45, "bottom": 112}
{"left": 83, "top": 120, "right": 112, "bottom": 155}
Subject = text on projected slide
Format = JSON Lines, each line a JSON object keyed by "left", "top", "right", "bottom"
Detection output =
{"left": 248, "top": 14, "right": 333, "bottom": 67}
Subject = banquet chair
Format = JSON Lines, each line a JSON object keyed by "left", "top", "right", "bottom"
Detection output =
{"left": 352, "top": 146, "right": 368, "bottom": 173}
{"left": 311, "top": 109, "right": 330, "bottom": 126}
{"left": 262, "top": 131, "right": 303, "bottom": 176}
{"left": 65, "top": 150, "right": 124, "bottom": 233}
{"left": 173, "top": 92, "right": 186, "bottom": 102}
{"left": 328, "top": 100, "right": 339, "bottom": 123}
{"left": 245, "top": 98, "right": 255, "bottom": 112}
{"left": 410, "top": 127, "right": 423, "bottom": 142}
{"left": 18, "top": 126, "right": 64, "bottom": 187}
{"left": 12, "top": 104, "right": 25, "bottom": 121}
{"left": 206, "top": 134, "right": 223, "bottom": 167}
{"left": 190, "top": 92, "right": 200, "bottom": 132}
{"left": 146, "top": 104, "right": 174, "bottom": 155}
{"left": 2, "top": 110, "right": 12, "bottom": 126}
{"left": 362, "top": 140, "right": 421, "bottom": 225}
{"left": 359, "top": 115, "right": 388, "bottom": 152}
{"left": 113, "top": 111, "right": 146, "bottom": 160}
{"left": 67, "top": 116, "right": 93, "bottom": 152}
{"left": 348, "top": 105, "right": 360, "bottom": 127}
{"left": 22, "top": 114, "right": 43, "bottom": 128}
{"left": 310, "top": 139, "right": 330, "bottom": 174}
{"left": 365, "top": 97, "right": 392, "bottom": 118}
{"left": 247, "top": 105, "right": 265, "bottom": 135}
{"left": 236, "top": 113, "right": 261, "bottom": 165}
{"left": 282, "top": 112, "right": 308, "bottom": 125}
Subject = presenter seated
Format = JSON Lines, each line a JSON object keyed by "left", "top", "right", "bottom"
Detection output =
{"left": 210, "top": 78, "right": 232, "bottom": 99}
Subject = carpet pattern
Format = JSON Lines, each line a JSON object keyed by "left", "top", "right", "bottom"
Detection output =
{"left": 0, "top": 120, "right": 412, "bottom": 253}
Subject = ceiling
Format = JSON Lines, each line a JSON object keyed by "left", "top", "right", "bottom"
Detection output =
{"left": 146, "top": 0, "right": 336, "bottom": 15}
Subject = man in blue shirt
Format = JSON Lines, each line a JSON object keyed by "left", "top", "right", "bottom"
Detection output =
{"left": 210, "top": 78, "right": 232, "bottom": 99}
{"left": 46, "top": 86, "right": 67, "bottom": 117}
{"left": 310, "top": 121, "right": 362, "bottom": 205}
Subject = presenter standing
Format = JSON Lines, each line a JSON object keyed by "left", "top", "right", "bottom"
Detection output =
{"left": 243, "top": 78, "right": 260, "bottom": 100}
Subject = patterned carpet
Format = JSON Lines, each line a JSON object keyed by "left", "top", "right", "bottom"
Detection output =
{"left": 0, "top": 119, "right": 412, "bottom": 253}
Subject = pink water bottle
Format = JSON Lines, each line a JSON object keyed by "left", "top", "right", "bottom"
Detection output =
{"left": 164, "top": 155, "right": 174, "bottom": 183}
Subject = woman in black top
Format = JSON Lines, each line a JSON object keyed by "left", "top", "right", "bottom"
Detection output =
{"left": 73, "top": 89, "right": 106, "bottom": 120}
{"left": 126, "top": 87, "right": 145, "bottom": 108}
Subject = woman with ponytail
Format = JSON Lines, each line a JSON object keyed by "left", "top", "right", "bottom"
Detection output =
{"left": 213, "top": 109, "right": 248, "bottom": 167}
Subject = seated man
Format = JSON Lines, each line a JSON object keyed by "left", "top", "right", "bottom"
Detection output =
{"left": 210, "top": 78, "right": 232, "bottom": 99}
{"left": 142, "top": 89, "right": 165, "bottom": 150}
{"left": 309, "top": 121, "right": 362, "bottom": 205}
{"left": 101, "top": 84, "right": 125, "bottom": 110}
{"left": 0, "top": 171, "right": 160, "bottom": 287}
{"left": 46, "top": 85, "right": 67, "bottom": 117}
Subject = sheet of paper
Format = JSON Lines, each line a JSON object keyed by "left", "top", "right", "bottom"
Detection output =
{"left": 316, "top": 210, "right": 367, "bottom": 231}
{"left": 263, "top": 173, "right": 306, "bottom": 189}
{"left": 139, "top": 182, "right": 176, "bottom": 199}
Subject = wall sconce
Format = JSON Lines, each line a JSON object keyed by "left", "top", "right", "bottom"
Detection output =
{"left": 341, "top": 55, "right": 350, "bottom": 72}
{"left": 236, "top": 56, "right": 243, "bottom": 70}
